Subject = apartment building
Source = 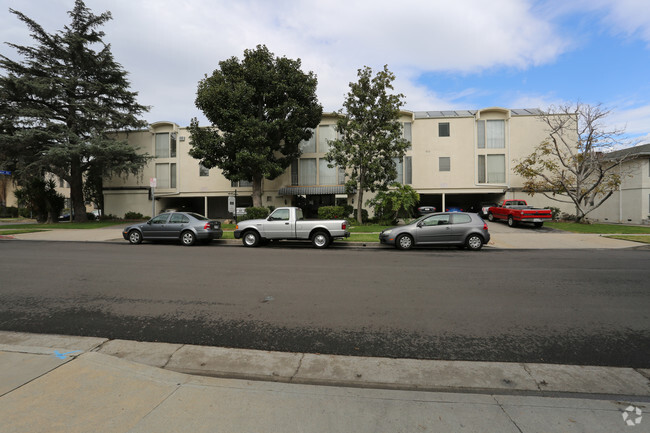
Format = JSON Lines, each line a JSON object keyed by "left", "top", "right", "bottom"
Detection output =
{"left": 102, "top": 107, "right": 563, "bottom": 220}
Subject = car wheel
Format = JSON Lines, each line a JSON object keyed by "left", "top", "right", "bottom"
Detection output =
{"left": 181, "top": 230, "right": 196, "bottom": 246}
{"left": 488, "top": 213, "right": 494, "bottom": 222}
{"left": 128, "top": 230, "right": 142, "bottom": 245}
{"left": 507, "top": 216, "right": 517, "bottom": 227}
{"left": 311, "top": 231, "right": 330, "bottom": 249}
{"left": 466, "top": 234, "right": 483, "bottom": 251}
{"left": 242, "top": 230, "right": 260, "bottom": 247}
{"left": 396, "top": 234, "right": 414, "bottom": 250}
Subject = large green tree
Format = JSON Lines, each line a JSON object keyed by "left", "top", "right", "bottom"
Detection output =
{"left": 325, "top": 65, "right": 410, "bottom": 224}
{"left": 188, "top": 45, "right": 323, "bottom": 207}
{"left": 0, "top": 1, "right": 149, "bottom": 222}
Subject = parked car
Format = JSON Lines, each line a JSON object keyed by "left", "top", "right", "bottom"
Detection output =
{"left": 477, "top": 203, "right": 497, "bottom": 218}
{"left": 123, "top": 212, "right": 223, "bottom": 246}
{"left": 379, "top": 212, "right": 490, "bottom": 251}
{"left": 417, "top": 206, "right": 436, "bottom": 216}
{"left": 234, "top": 207, "right": 349, "bottom": 248}
{"left": 487, "top": 200, "right": 552, "bottom": 228}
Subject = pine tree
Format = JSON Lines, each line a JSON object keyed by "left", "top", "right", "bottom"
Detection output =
{"left": 0, "top": 1, "right": 149, "bottom": 221}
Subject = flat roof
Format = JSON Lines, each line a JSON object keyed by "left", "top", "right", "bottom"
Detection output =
{"left": 413, "top": 108, "right": 542, "bottom": 119}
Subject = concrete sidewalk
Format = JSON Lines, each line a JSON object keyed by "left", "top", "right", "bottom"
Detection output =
{"left": 1, "top": 331, "right": 649, "bottom": 432}
{"left": 1, "top": 223, "right": 647, "bottom": 249}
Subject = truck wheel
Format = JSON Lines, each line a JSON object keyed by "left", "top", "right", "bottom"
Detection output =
{"left": 487, "top": 213, "right": 494, "bottom": 222}
{"left": 396, "top": 234, "right": 414, "bottom": 250}
{"left": 507, "top": 216, "right": 517, "bottom": 227}
{"left": 466, "top": 234, "right": 483, "bottom": 251}
{"left": 534, "top": 222, "right": 543, "bottom": 228}
{"left": 242, "top": 230, "right": 260, "bottom": 247}
{"left": 311, "top": 231, "right": 330, "bottom": 248}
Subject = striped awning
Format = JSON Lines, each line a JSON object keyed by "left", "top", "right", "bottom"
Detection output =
{"left": 278, "top": 185, "right": 351, "bottom": 195}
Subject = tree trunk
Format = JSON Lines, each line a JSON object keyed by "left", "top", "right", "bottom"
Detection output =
{"left": 356, "top": 171, "right": 365, "bottom": 224}
{"left": 252, "top": 175, "right": 263, "bottom": 208}
{"left": 70, "top": 157, "right": 88, "bottom": 222}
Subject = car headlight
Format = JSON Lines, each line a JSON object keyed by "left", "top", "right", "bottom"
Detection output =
{"left": 383, "top": 229, "right": 392, "bottom": 235}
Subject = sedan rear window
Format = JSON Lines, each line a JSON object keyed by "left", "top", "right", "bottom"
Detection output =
{"left": 187, "top": 212, "right": 209, "bottom": 221}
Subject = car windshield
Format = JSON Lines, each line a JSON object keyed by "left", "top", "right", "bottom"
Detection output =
{"left": 187, "top": 212, "right": 209, "bottom": 220}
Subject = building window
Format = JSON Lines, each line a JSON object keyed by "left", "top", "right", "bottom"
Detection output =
{"left": 439, "top": 157, "right": 450, "bottom": 172}
{"left": 478, "top": 154, "right": 506, "bottom": 183}
{"left": 393, "top": 157, "right": 404, "bottom": 183}
{"left": 155, "top": 163, "right": 176, "bottom": 188}
{"left": 439, "top": 122, "right": 450, "bottom": 137}
{"left": 299, "top": 158, "right": 317, "bottom": 185}
{"left": 155, "top": 132, "right": 177, "bottom": 158}
{"left": 319, "top": 159, "right": 337, "bottom": 185}
{"left": 300, "top": 129, "right": 316, "bottom": 153}
{"left": 403, "top": 122, "right": 412, "bottom": 148}
{"left": 199, "top": 164, "right": 209, "bottom": 177}
{"left": 405, "top": 156, "right": 412, "bottom": 184}
{"left": 230, "top": 180, "right": 252, "bottom": 187}
{"left": 318, "top": 125, "right": 337, "bottom": 153}
{"left": 477, "top": 120, "right": 505, "bottom": 149}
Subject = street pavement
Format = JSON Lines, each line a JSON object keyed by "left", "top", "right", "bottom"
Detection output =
{"left": 1, "top": 224, "right": 649, "bottom": 431}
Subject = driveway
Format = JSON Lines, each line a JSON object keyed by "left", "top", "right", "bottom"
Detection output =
{"left": 485, "top": 220, "right": 641, "bottom": 249}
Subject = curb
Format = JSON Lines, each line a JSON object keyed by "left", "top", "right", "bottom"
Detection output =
{"left": 1, "top": 331, "right": 649, "bottom": 398}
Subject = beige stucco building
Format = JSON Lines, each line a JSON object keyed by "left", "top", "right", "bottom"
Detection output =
{"left": 100, "top": 107, "right": 649, "bottom": 224}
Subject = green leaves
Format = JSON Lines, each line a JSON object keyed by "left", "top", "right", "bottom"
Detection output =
{"left": 325, "top": 65, "right": 409, "bottom": 223}
{"left": 189, "top": 45, "right": 322, "bottom": 206}
{"left": 0, "top": 0, "right": 149, "bottom": 221}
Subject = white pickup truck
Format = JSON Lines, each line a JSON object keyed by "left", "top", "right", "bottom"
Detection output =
{"left": 233, "top": 207, "right": 350, "bottom": 248}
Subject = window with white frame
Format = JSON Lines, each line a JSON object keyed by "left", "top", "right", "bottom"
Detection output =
{"left": 403, "top": 122, "right": 412, "bottom": 146}
{"left": 319, "top": 159, "right": 337, "bottom": 185}
{"left": 155, "top": 163, "right": 176, "bottom": 188}
{"left": 477, "top": 120, "right": 505, "bottom": 149}
{"left": 299, "top": 158, "right": 317, "bottom": 185}
{"left": 477, "top": 154, "right": 506, "bottom": 183}
{"left": 199, "top": 164, "right": 209, "bottom": 177}
{"left": 155, "top": 132, "right": 177, "bottom": 158}
{"left": 230, "top": 180, "right": 252, "bottom": 187}
{"left": 393, "top": 157, "right": 404, "bottom": 182}
{"left": 404, "top": 156, "right": 412, "bottom": 184}
{"left": 318, "top": 125, "right": 337, "bottom": 153}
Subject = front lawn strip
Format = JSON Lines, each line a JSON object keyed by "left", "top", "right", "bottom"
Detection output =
{"left": 604, "top": 235, "right": 650, "bottom": 244}
{"left": 0, "top": 221, "right": 125, "bottom": 230}
{"left": 0, "top": 229, "right": 50, "bottom": 236}
{"left": 545, "top": 222, "right": 650, "bottom": 234}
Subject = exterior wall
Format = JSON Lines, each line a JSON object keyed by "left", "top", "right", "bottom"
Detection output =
{"left": 102, "top": 109, "right": 649, "bottom": 224}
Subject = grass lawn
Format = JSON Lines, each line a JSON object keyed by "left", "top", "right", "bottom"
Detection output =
{"left": 341, "top": 233, "right": 381, "bottom": 242}
{"left": 545, "top": 222, "right": 650, "bottom": 234}
{"left": 0, "top": 229, "right": 49, "bottom": 235}
{"left": 0, "top": 220, "right": 125, "bottom": 230}
{"left": 604, "top": 235, "right": 650, "bottom": 244}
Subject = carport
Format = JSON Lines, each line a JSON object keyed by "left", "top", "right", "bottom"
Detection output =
{"left": 417, "top": 191, "right": 504, "bottom": 213}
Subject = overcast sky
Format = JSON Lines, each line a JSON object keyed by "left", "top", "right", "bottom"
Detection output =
{"left": 1, "top": 0, "right": 649, "bottom": 143}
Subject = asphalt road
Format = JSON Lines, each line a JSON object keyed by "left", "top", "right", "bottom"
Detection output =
{"left": 1, "top": 241, "right": 649, "bottom": 367}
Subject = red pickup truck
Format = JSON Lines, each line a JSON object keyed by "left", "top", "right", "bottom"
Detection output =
{"left": 487, "top": 200, "right": 552, "bottom": 228}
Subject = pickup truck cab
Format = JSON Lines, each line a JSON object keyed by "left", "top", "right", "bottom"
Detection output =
{"left": 487, "top": 200, "right": 552, "bottom": 228}
{"left": 233, "top": 207, "right": 350, "bottom": 248}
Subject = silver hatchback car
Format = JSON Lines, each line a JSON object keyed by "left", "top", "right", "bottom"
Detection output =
{"left": 123, "top": 212, "right": 223, "bottom": 246}
{"left": 379, "top": 212, "right": 490, "bottom": 251}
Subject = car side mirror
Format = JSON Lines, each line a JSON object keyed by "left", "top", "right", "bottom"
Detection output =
{"left": 416, "top": 221, "right": 423, "bottom": 228}
{"left": 147, "top": 221, "right": 152, "bottom": 225}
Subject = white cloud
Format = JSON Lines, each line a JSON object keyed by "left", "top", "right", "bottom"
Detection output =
{"left": 0, "top": 0, "right": 574, "bottom": 124}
